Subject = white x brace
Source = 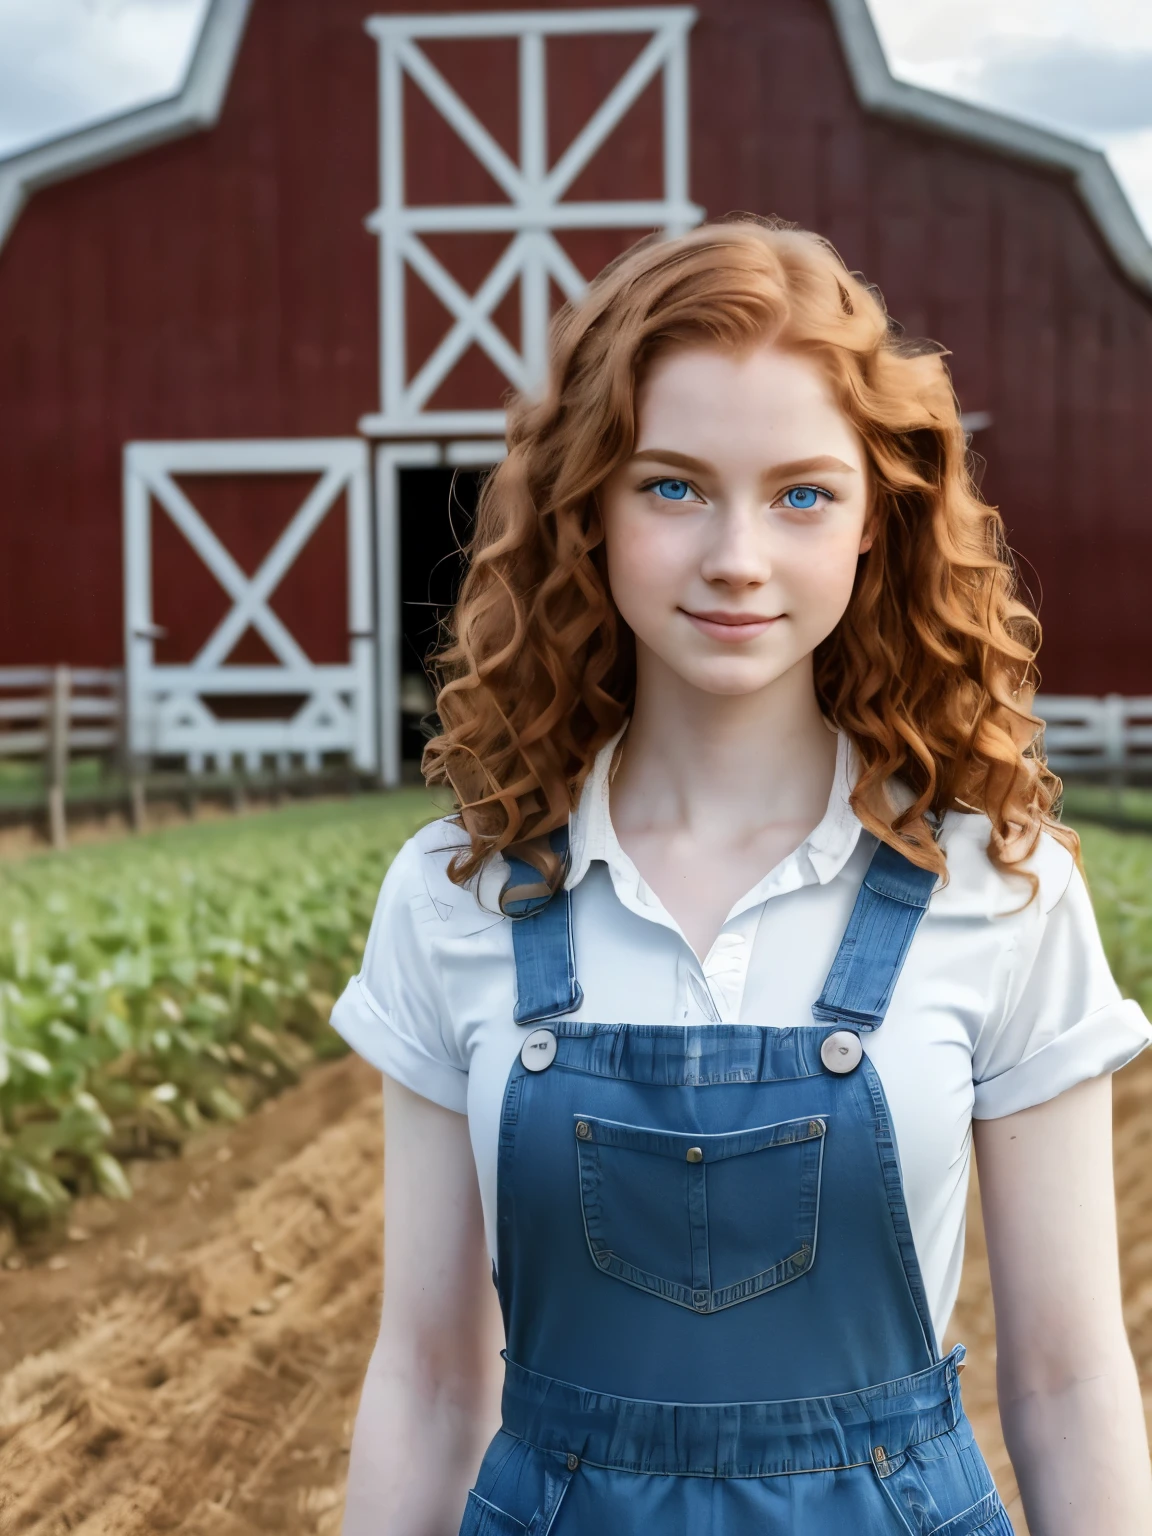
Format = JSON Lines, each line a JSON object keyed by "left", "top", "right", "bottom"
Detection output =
{"left": 361, "top": 6, "right": 703, "bottom": 437}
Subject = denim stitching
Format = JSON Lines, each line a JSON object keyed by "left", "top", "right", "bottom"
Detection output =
{"left": 501, "top": 1427, "right": 877, "bottom": 1479}
{"left": 465, "top": 1490, "right": 530, "bottom": 1532}
{"left": 929, "top": 1491, "right": 1005, "bottom": 1536}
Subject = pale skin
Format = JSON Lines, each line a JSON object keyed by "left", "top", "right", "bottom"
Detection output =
{"left": 342, "top": 342, "right": 1151, "bottom": 1535}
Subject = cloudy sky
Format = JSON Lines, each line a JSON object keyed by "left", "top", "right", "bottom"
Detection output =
{"left": 0, "top": 0, "right": 1150, "bottom": 238}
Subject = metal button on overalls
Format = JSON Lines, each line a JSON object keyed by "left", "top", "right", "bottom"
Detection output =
{"left": 820, "top": 1028, "right": 863, "bottom": 1074}
{"left": 520, "top": 1028, "right": 557, "bottom": 1071}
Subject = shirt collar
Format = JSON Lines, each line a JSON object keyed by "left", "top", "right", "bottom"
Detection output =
{"left": 566, "top": 723, "right": 868, "bottom": 923}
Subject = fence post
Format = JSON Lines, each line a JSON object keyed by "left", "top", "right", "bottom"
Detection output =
{"left": 129, "top": 775, "right": 147, "bottom": 833}
{"left": 1102, "top": 693, "right": 1127, "bottom": 813}
{"left": 46, "top": 665, "right": 71, "bottom": 851}
{"left": 114, "top": 669, "right": 147, "bottom": 833}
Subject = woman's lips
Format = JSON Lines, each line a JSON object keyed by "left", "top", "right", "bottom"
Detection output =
{"left": 682, "top": 609, "right": 781, "bottom": 642}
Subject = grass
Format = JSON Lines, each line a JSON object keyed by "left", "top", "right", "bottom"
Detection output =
{"left": 1061, "top": 783, "right": 1152, "bottom": 833}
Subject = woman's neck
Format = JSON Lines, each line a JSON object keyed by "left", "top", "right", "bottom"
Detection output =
{"left": 611, "top": 650, "right": 838, "bottom": 844}
{"left": 607, "top": 650, "right": 839, "bottom": 958}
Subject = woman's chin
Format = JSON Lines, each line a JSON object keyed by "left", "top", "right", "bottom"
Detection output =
{"left": 665, "top": 658, "right": 795, "bottom": 698}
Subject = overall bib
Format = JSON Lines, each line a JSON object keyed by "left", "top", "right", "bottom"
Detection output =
{"left": 459, "top": 834, "right": 1013, "bottom": 1536}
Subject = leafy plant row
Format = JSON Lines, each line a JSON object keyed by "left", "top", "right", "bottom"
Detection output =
{"left": 0, "top": 792, "right": 435, "bottom": 1232}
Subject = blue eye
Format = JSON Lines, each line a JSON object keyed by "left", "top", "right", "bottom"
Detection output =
{"left": 782, "top": 485, "right": 824, "bottom": 510}
{"left": 651, "top": 478, "right": 691, "bottom": 501}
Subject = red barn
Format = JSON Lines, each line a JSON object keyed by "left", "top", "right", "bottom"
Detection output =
{"left": 1, "top": 0, "right": 1149, "bottom": 782}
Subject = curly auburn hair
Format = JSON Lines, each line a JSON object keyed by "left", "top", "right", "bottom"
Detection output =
{"left": 423, "top": 216, "right": 1074, "bottom": 893}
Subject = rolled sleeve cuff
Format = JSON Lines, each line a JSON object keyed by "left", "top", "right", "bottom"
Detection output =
{"left": 329, "top": 974, "right": 469, "bottom": 1114}
{"left": 973, "top": 998, "right": 1152, "bottom": 1120}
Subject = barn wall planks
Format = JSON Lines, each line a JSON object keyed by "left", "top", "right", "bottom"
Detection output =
{"left": 0, "top": 0, "right": 1149, "bottom": 691}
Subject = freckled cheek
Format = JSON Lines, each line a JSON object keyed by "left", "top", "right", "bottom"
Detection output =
{"left": 605, "top": 516, "right": 693, "bottom": 617}
{"left": 779, "top": 534, "right": 863, "bottom": 624}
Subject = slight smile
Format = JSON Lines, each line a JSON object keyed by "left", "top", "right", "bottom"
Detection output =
{"left": 681, "top": 609, "right": 782, "bottom": 642}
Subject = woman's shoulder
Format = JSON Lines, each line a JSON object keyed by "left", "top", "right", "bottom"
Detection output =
{"left": 382, "top": 816, "right": 508, "bottom": 935}
{"left": 935, "top": 808, "right": 1076, "bottom": 920}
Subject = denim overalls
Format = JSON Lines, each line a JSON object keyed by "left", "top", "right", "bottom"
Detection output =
{"left": 459, "top": 832, "right": 1013, "bottom": 1536}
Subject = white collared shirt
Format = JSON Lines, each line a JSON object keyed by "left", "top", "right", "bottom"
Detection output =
{"left": 332, "top": 731, "right": 1150, "bottom": 1347}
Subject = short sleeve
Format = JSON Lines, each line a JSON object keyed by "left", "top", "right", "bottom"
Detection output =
{"left": 330, "top": 837, "right": 469, "bottom": 1114}
{"left": 972, "top": 860, "right": 1152, "bottom": 1119}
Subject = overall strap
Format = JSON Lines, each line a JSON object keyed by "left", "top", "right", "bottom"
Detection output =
{"left": 812, "top": 838, "right": 938, "bottom": 1032}
{"left": 503, "top": 827, "right": 583, "bottom": 1026}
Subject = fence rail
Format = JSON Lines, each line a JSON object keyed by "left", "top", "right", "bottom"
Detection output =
{"left": 0, "top": 667, "right": 122, "bottom": 758}
{"left": 1036, "top": 694, "right": 1152, "bottom": 779}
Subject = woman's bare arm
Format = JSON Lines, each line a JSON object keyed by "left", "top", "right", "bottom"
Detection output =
{"left": 341, "top": 1077, "right": 504, "bottom": 1536}
{"left": 975, "top": 1074, "right": 1152, "bottom": 1534}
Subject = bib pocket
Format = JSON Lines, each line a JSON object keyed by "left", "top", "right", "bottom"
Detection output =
{"left": 574, "top": 1112, "right": 825, "bottom": 1313}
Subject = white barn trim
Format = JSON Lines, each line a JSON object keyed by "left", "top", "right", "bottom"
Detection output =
{"left": 0, "top": 0, "right": 252, "bottom": 253}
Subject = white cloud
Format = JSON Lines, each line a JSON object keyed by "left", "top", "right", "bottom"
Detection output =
{"left": 0, "top": 0, "right": 209, "bottom": 158}
{"left": 976, "top": 42, "right": 1152, "bottom": 135}
{"left": 869, "top": 0, "right": 1152, "bottom": 59}
{"left": 869, "top": 0, "right": 1152, "bottom": 238}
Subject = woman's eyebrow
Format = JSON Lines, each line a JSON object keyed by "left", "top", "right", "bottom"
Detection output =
{"left": 766, "top": 455, "right": 858, "bottom": 479}
{"left": 630, "top": 448, "right": 712, "bottom": 473}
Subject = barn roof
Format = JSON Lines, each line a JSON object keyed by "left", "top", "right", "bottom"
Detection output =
{"left": 0, "top": 0, "right": 1149, "bottom": 299}
{"left": 0, "top": 0, "right": 252, "bottom": 251}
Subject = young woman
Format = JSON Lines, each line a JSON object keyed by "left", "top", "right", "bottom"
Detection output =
{"left": 335, "top": 219, "right": 1152, "bottom": 1535}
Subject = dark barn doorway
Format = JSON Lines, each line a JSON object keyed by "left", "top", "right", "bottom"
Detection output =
{"left": 398, "top": 467, "right": 483, "bottom": 766}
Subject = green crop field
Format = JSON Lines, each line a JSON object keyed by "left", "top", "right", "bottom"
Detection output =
{"left": 0, "top": 795, "right": 1147, "bottom": 1234}
{"left": 0, "top": 791, "right": 437, "bottom": 1231}
{"left": 1078, "top": 822, "right": 1152, "bottom": 1018}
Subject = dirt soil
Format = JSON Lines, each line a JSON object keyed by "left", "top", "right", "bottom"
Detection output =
{"left": 2, "top": 1049, "right": 1150, "bottom": 1536}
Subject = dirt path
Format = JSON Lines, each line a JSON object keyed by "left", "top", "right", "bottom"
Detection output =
{"left": 0, "top": 1056, "right": 384, "bottom": 1535}
{"left": 1, "top": 1049, "right": 1150, "bottom": 1534}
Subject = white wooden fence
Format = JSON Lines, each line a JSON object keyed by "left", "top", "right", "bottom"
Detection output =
{"left": 1035, "top": 695, "right": 1152, "bottom": 779}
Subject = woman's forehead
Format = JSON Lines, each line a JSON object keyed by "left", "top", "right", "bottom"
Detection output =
{"left": 633, "top": 343, "right": 865, "bottom": 471}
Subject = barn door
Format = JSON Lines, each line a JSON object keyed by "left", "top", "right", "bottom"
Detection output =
{"left": 123, "top": 439, "right": 376, "bottom": 773}
{"left": 361, "top": 5, "right": 702, "bottom": 437}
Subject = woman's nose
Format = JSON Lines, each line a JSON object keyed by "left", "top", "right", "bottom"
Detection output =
{"left": 699, "top": 504, "right": 771, "bottom": 587}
